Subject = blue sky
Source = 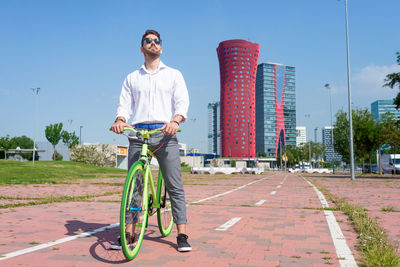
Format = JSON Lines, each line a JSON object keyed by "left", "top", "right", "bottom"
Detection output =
{"left": 1, "top": 0, "right": 400, "bottom": 152}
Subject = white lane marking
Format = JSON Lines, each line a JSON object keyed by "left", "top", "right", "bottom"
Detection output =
{"left": 1, "top": 173, "right": 277, "bottom": 261}
{"left": 191, "top": 174, "right": 273, "bottom": 204}
{"left": 269, "top": 173, "right": 287, "bottom": 195}
{"left": 0, "top": 223, "right": 119, "bottom": 261}
{"left": 216, "top": 217, "right": 242, "bottom": 231}
{"left": 280, "top": 174, "right": 288, "bottom": 184}
{"left": 302, "top": 176, "right": 357, "bottom": 267}
{"left": 255, "top": 200, "right": 266, "bottom": 206}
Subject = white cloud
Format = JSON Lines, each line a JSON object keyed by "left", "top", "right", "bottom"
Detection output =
{"left": 352, "top": 64, "right": 400, "bottom": 98}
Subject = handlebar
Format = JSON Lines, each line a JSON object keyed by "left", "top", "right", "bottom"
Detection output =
{"left": 109, "top": 126, "right": 181, "bottom": 139}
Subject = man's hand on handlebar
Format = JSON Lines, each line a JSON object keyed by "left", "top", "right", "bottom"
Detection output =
{"left": 111, "top": 120, "right": 131, "bottom": 134}
{"left": 161, "top": 121, "right": 179, "bottom": 135}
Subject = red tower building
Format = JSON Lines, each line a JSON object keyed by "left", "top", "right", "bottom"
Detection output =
{"left": 217, "top": 40, "right": 260, "bottom": 158}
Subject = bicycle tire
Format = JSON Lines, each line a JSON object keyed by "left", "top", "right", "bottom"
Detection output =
{"left": 120, "top": 161, "right": 149, "bottom": 260}
{"left": 156, "top": 170, "right": 174, "bottom": 236}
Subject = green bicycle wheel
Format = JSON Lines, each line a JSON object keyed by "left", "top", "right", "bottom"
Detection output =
{"left": 120, "top": 161, "right": 149, "bottom": 260}
{"left": 157, "top": 170, "right": 174, "bottom": 236}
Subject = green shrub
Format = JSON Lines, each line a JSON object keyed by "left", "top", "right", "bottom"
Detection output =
{"left": 54, "top": 151, "right": 63, "bottom": 161}
{"left": 230, "top": 160, "right": 236, "bottom": 167}
{"left": 70, "top": 144, "right": 115, "bottom": 167}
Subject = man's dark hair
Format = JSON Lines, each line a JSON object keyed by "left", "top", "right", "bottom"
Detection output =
{"left": 141, "top": 29, "right": 161, "bottom": 47}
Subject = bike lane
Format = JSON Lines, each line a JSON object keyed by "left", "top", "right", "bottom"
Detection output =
{"left": 0, "top": 172, "right": 359, "bottom": 266}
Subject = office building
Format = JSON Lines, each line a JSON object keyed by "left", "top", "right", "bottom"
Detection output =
{"left": 322, "top": 126, "right": 342, "bottom": 162}
{"left": 207, "top": 101, "right": 221, "bottom": 155}
{"left": 371, "top": 99, "right": 400, "bottom": 121}
{"left": 217, "top": 39, "right": 260, "bottom": 158}
{"left": 296, "top": 126, "right": 306, "bottom": 146}
{"left": 255, "top": 62, "right": 296, "bottom": 158}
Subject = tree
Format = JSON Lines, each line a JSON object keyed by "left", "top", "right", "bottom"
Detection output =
{"left": 45, "top": 123, "right": 63, "bottom": 160}
{"left": 61, "top": 131, "right": 79, "bottom": 149}
{"left": 352, "top": 108, "right": 377, "bottom": 171}
{"left": 334, "top": 108, "right": 381, "bottom": 167}
{"left": 0, "top": 135, "right": 11, "bottom": 159}
{"left": 334, "top": 109, "right": 351, "bottom": 164}
{"left": 384, "top": 51, "right": 400, "bottom": 108}
{"left": 286, "top": 145, "right": 301, "bottom": 167}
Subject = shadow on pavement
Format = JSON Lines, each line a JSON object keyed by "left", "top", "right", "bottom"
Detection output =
{"left": 64, "top": 220, "right": 176, "bottom": 264}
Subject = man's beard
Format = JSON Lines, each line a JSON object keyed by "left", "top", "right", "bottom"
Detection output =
{"left": 143, "top": 46, "right": 161, "bottom": 59}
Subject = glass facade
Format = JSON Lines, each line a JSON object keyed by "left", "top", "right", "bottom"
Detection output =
{"left": 371, "top": 99, "right": 400, "bottom": 121}
{"left": 255, "top": 63, "right": 296, "bottom": 157}
{"left": 207, "top": 101, "right": 221, "bottom": 155}
{"left": 322, "top": 126, "right": 342, "bottom": 162}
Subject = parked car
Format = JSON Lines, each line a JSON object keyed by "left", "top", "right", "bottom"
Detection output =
{"left": 381, "top": 154, "right": 400, "bottom": 174}
{"left": 362, "top": 164, "right": 378, "bottom": 174}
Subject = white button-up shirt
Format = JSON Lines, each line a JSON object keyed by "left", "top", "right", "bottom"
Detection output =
{"left": 116, "top": 61, "right": 190, "bottom": 125}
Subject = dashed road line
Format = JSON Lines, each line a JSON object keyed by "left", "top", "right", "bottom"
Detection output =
{"left": 191, "top": 174, "right": 275, "bottom": 204}
{"left": 0, "top": 173, "right": 278, "bottom": 261}
{"left": 302, "top": 176, "right": 357, "bottom": 267}
{"left": 255, "top": 200, "right": 266, "bottom": 206}
{"left": 216, "top": 217, "right": 242, "bottom": 231}
{"left": 269, "top": 173, "right": 288, "bottom": 195}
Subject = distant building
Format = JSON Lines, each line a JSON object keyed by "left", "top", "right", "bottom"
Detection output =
{"left": 207, "top": 101, "right": 221, "bottom": 155}
{"left": 37, "top": 141, "right": 69, "bottom": 161}
{"left": 179, "top": 143, "right": 187, "bottom": 156}
{"left": 371, "top": 99, "right": 400, "bottom": 121}
{"left": 255, "top": 62, "right": 296, "bottom": 158}
{"left": 296, "top": 126, "right": 306, "bottom": 146}
{"left": 322, "top": 126, "right": 342, "bottom": 162}
{"left": 217, "top": 39, "right": 260, "bottom": 158}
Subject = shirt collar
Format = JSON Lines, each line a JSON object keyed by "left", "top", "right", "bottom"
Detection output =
{"left": 140, "top": 60, "right": 167, "bottom": 74}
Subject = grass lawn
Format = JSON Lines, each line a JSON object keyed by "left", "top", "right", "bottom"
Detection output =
{"left": 0, "top": 160, "right": 126, "bottom": 185}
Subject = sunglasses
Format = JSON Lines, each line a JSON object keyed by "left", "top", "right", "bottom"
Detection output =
{"left": 144, "top": 38, "right": 161, "bottom": 45}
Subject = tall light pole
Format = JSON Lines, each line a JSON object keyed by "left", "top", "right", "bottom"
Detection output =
{"left": 314, "top": 127, "right": 318, "bottom": 167}
{"left": 314, "top": 127, "right": 318, "bottom": 143}
{"left": 248, "top": 121, "right": 250, "bottom": 162}
{"left": 79, "top": 126, "right": 83, "bottom": 145}
{"left": 325, "top": 84, "right": 336, "bottom": 174}
{"left": 305, "top": 114, "right": 312, "bottom": 166}
{"left": 31, "top": 88, "right": 40, "bottom": 165}
{"left": 345, "top": 0, "right": 355, "bottom": 180}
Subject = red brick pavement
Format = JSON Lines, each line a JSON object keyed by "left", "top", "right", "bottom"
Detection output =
{"left": 0, "top": 172, "right": 361, "bottom": 266}
{"left": 307, "top": 174, "right": 400, "bottom": 251}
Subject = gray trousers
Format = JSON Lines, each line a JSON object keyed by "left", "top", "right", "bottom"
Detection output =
{"left": 128, "top": 131, "right": 187, "bottom": 225}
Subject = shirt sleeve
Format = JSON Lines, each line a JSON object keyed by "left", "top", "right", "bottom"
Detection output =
{"left": 116, "top": 75, "right": 134, "bottom": 123}
{"left": 172, "top": 70, "right": 190, "bottom": 122}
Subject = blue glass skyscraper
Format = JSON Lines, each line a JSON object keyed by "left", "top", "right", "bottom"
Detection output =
{"left": 255, "top": 62, "right": 296, "bottom": 158}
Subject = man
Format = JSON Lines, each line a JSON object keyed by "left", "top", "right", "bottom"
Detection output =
{"left": 110, "top": 29, "right": 191, "bottom": 252}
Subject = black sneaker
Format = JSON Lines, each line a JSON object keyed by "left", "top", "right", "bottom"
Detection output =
{"left": 177, "top": 233, "right": 192, "bottom": 252}
{"left": 109, "top": 234, "right": 136, "bottom": 250}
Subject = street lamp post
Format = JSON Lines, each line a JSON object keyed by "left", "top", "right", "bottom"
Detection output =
{"left": 305, "top": 114, "right": 312, "bottom": 166}
{"left": 314, "top": 127, "right": 318, "bottom": 143}
{"left": 325, "top": 83, "right": 336, "bottom": 174}
{"left": 248, "top": 121, "right": 250, "bottom": 163}
{"left": 79, "top": 126, "right": 83, "bottom": 145}
{"left": 31, "top": 87, "right": 40, "bottom": 165}
{"left": 314, "top": 127, "right": 318, "bottom": 167}
{"left": 345, "top": 0, "right": 355, "bottom": 180}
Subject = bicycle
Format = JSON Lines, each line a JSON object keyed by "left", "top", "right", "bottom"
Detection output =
{"left": 111, "top": 126, "right": 177, "bottom": 260}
